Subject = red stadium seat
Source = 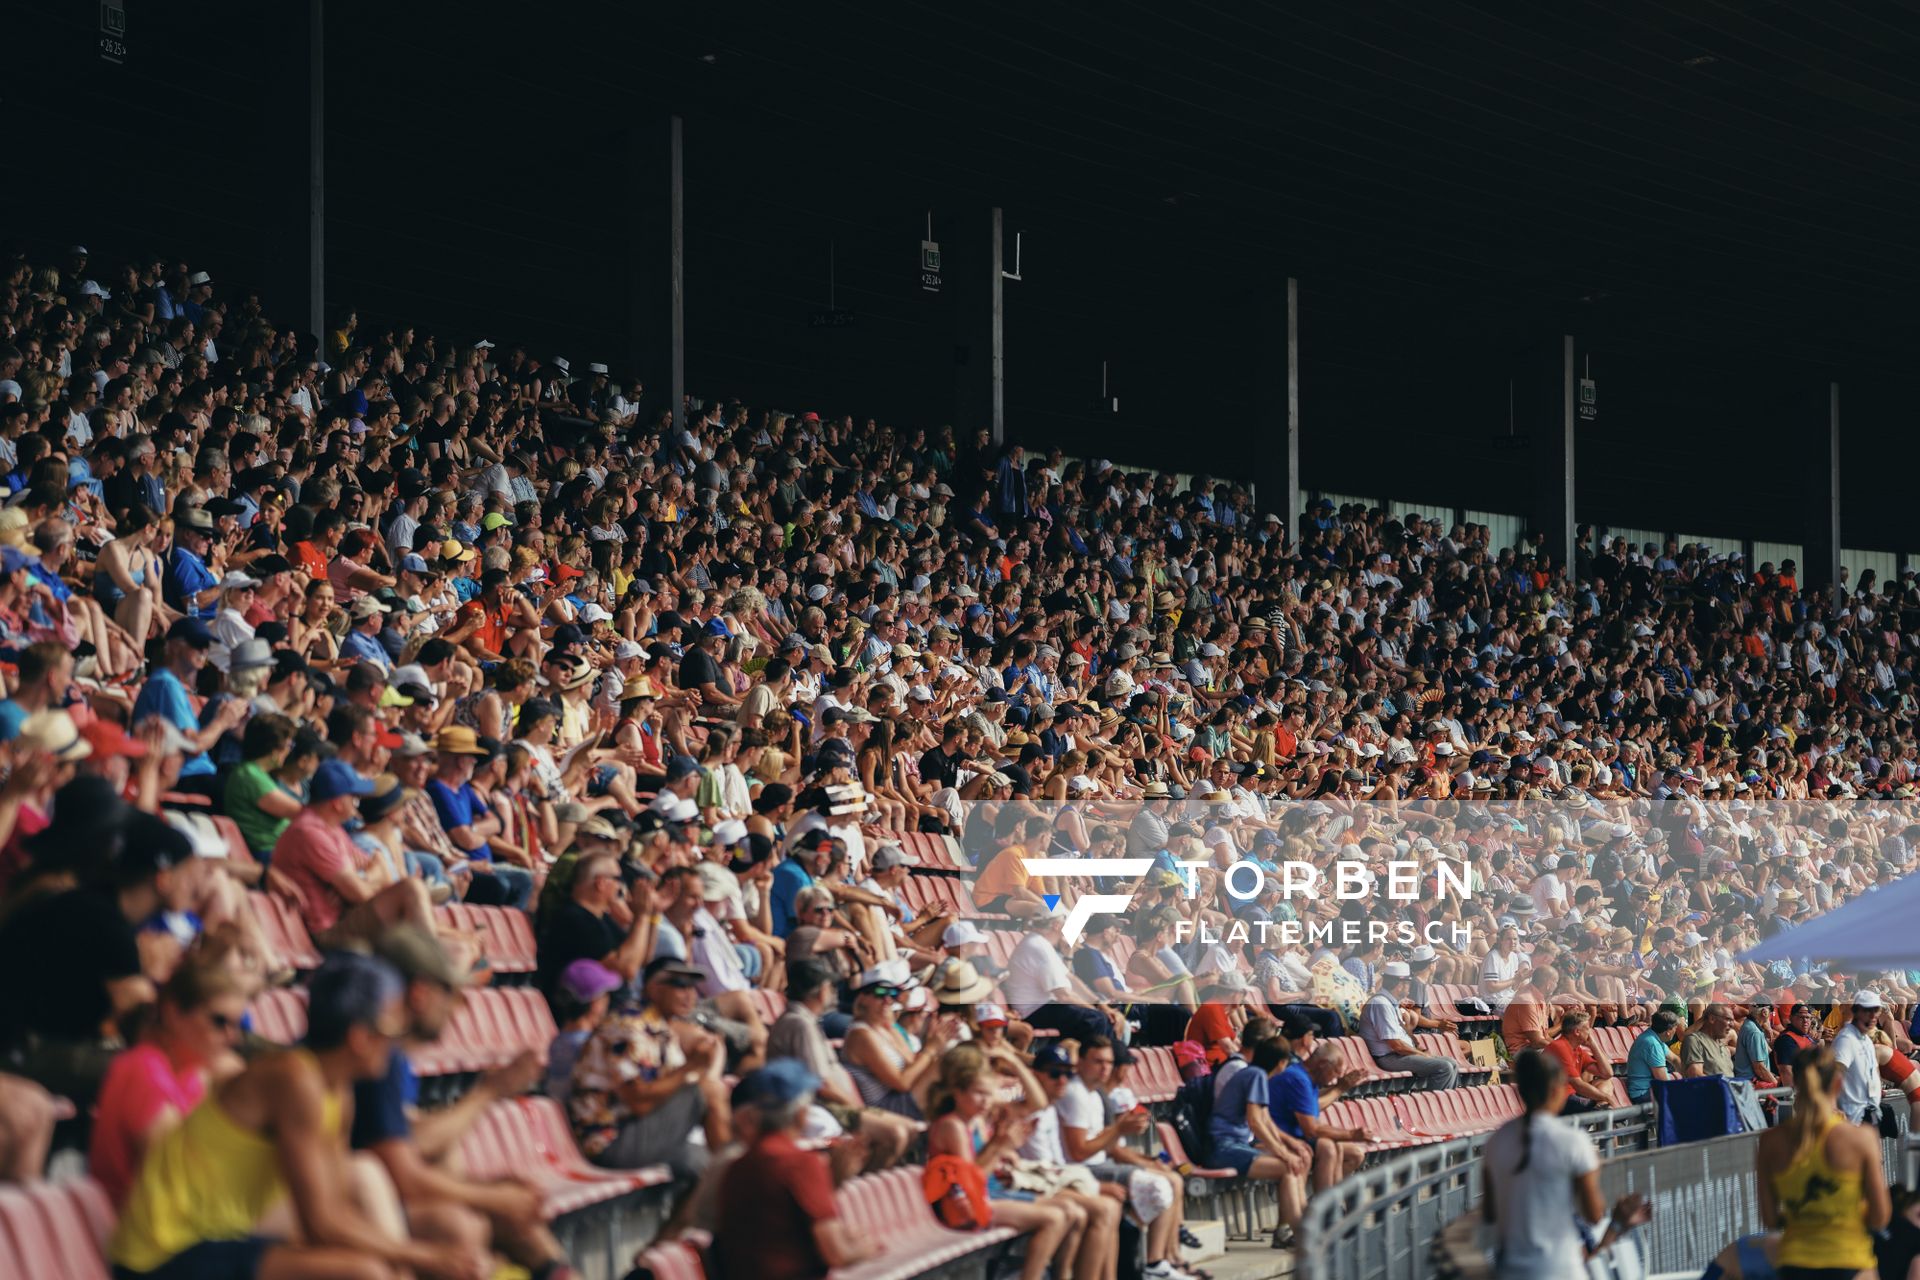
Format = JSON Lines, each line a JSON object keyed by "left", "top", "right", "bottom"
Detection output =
{"left": 248, "top": 892, "right": 322, "bottom": 970}
{"left": 832, "top": 1166, "right": 1018, "bottom": 1280}
{"left": 0, "top": 1185, "right": 64, "bottom": 1280}
{"left": 635, "top": 1236, "right": 707, "bottom": 1280}
{"left": 24, "top": 1179, "right": 111, "bottom": 1280}
{"left": 499, "top": 986, "right": 559, "bottom": 1065}
{"left": 1152, "top": 1121, "right": 1236, "bottom": 1180}
{"left": 248, "top": 987, "right": 310, "bottom": 1045}
{"left": 1415, "top": 1033, "right": 1492, "bottom": 1082}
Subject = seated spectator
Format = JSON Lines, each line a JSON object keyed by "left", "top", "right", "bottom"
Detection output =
{"left": 1208, "top": 1037, "right": 1314, "bottom": 1249}
{"left": 1268, "top": 1018, "right": 1369, "bottom": 1191}
{"left": 1357, "top": 963, "right": 1459, "bottom": 1091}
{"left": 570, "top": 957, "right": 731, "bottom": 1189}
{"left": 271, "top": 759, "right": 436, "bottom": 947}
{"left": 767, "top": 958, "right": 912, "bottom": 1170}
{"left": 546, "top": 959, "right": 623, "bottom": 1108}
{"left": 1499, "top": 966, "right": 1560, "bottom": 1055}
{"left": 354, "top": 926, "right": 569, "bottom": 1279}
{"left": 1682, "top": 1003, "right": 1737, "bottom": 1079}
{"left": 1625, "top": 1010, "right": 1681, "bottom": 1104}
{"left": 535, "top": 851, "right": 653, "bottom": 1001}
{"left": 1054, "top": 1036, "right": 1195, "bottom": 1280}
{"left": 223, "top": 713, "right": 303, "bottom": 856}
{"left": 709, "top": 1060, "right": 882, "bottom": 1280}
{"left": 0, "top": 796, "right": 192, "bottom": 1101}
{"left": 1543, "top": 1011, "right": 1615, "bottom": 1113}
{"left": 427, "top": 725, "right": 533, "bottom": 909}
{"left": 1006, "top": 914, "right": 1130, "bottom": 1048}
{"left": 841, "top": 960, "right": 954, "bottom": 1119}
{"left": 108, "top": 951, "right": 462, "bottom": 1280}
{"left": 90, "top": 951, "right": 248, "bottom": 1206}
{"left": 130, "top": 617, "right": 247, "bottom": 798}
{"left": 1733, "top": 997, "right": 1779, "bottom": 1086}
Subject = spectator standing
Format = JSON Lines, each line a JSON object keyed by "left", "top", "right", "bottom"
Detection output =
{"left": 1733, "top": 998, "right": 1779, "bottom": 1086}
{"left": 1832, "top": 992, "right": 1887, "bottom": 1126}
{"left": 1481, "top": 1051, "right": 1650, "bottom": 1280}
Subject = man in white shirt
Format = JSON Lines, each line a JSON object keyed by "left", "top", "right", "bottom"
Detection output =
{"left": 1005, "top": 916, "right": 1125, "bottom": 1045}
{"left": 1833, "top": 989, "right": 1887, "bottom": 1125}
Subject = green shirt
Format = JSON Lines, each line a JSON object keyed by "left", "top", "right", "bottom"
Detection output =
{"left": 225, "top": 761, "right": 292, "bottom": 854}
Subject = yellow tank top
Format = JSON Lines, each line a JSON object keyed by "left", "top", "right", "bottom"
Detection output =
{"left": 110, "top": 1050, "right": 344, "bottom": 1272}
{"left": 1772, "top": 1114, "right": 1876, "bottom": 1270}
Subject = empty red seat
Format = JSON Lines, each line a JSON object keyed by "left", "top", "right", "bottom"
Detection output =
{"left": 490, "top": 1098, "right": 651, "bottom": 1215}
{"left": 832, "top": 1166, "right": 1018, "bottom": 1280}
{"left": 0, "top": 1185, "right": 64, "bottom": 1280}
{"left": 635, "top": 1237, "right": 707, "bottom": 1280}
{"left": 24, "top": 1179, "right": 110, "bottom": 1280}
{"left": 248, "top": 988, "right": 310, "bottom": 1045}
{"left": 499, "top": 987, "right": 558, "bottom": 1065}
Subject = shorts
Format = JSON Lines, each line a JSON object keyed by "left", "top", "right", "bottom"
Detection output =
{"left": 587, "top": 764, "right": 619, "bottom": 796}
{"left": 735, "top": 942, "right": 763, "bottom": 980}
{"left": 1210, "top": 1139, "right": 1261, "bottom": 1175}
{"left": 114, "top": 1237, "right": 273, "bottom": 1280}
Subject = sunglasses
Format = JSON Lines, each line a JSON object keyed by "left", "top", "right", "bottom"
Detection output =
{"left": 208, "top": 1012, "right": 240, "bottom": 1033}
{"left": 863, "top": 985, "right": 903, "bottom": 999}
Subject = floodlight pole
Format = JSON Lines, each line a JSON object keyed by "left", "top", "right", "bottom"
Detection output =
{"left": 307, "top": 0, "right": 325, "bottom": 341}
{"left": 989, "top": 205, "right": 1004, "bottom": 445}
{"left": 1254, "top": 279, "right": 1300, "bottom": 541}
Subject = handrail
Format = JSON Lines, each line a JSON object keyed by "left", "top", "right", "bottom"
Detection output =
{"left": 1296, "top": 1084, "right": 1822, "bottom": 1280}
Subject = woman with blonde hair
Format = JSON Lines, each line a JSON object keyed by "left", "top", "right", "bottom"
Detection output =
{"left": 1755, "top": 1045, "right": 1890, "bottom": 1279}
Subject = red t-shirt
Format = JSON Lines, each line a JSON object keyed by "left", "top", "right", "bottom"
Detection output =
{"left": 1185, "top": 1003, "right": 1236, "bottom": 1066}
{"left": 710, "top": 1130, "right": 838, "bottom": 1280}
{"left": 1544, "top": 1035, "right": 1600, "bottom": 1082}
{"left": 271, "top": 809, "right": 363, "bottom": 934}
{"left": 90, "top": 1042, "right": 207, "bottom": 1206}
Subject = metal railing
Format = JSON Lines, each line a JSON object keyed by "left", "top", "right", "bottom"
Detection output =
{"left": 1295, "top": 1104, "right": 1656, "bottom": 1280}
{"left": 1298, "top": 1088, "right": 1901, "bottom": 1280}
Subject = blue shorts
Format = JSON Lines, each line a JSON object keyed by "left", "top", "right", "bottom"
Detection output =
{"left": 115, "top": 1237, "right": 274, "bottom": 1280}
{"left": 587, "top": 763, "right": 619, "bottom": 796}
{"left": 736, "top": 941, "right": 762, "bottom": 980}
{"left": 1210, "top": 1139, "right": 1261, "bottom": 1175}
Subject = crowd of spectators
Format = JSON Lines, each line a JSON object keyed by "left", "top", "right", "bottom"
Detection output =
{"left": 1, "top": 241, "right": 1919, "bottom": 1275}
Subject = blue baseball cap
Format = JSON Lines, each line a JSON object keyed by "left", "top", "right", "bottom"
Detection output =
{"left": 703, "top": 618, "right": 732, "bottom": 640}
{"left": 399, "top": 553, "right": 430, "bottom": 574}
{"left": 1032, "top": 1043, "right": 1075, "bottom": 1073}
{"left": 166, "top": 616, "right": 216, "bottom": 649}
{"left": 310, "top": 759, "right": 377, "bottom": 802}
{"left": 0, "top": 546, "right": 31, "bottom": 575}
{"left": 664, "top": 754, "right": 702, "bottom": 782}
{"left": 730, "top": 1058, "right": 820, "bottom": 1109}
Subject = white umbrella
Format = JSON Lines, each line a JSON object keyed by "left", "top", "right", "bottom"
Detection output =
{"left": 1738, "top": 872, "right": 1920, "bottom": 969}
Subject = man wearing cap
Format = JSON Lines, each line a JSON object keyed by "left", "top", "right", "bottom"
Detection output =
{"left": 709, "top": 1060, "right": 880, "bottom": 1280}
{"left": 354, "top": 926, "right": 571, "bottom": 1280}
{"left": 429, "top": 725, "right": 534, "bottom": 909}
{"left": 131, "top": 617, "right": 248, "bottom": 793}
{"left": 679, "top": 617, "right": 740, "bottom": 709}
{"left": 162, "top": 503, "right": 223, "bottom": 620}
{"left": 1833, "top": 991, "right": 1886, "bottom": 1124}
{"left": 1357, "top": 964, "right": 1459, "bottom": 1091}
{"left": 342, "top": 594, "right": 396, "bottom": 670}
{"left": 1128, "top": 782, "right": 1176, "bottom": 858}
{"left": 273, "top": 759, "right": 437, "bottom": 946}
{"left": 765, "top": 958, "right": 913, "bottom": 1172}
{"left": 570, "top": 956, "right": 731, "bottom": 1186}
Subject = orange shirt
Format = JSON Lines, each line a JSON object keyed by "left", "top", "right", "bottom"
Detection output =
{"left": 974, "top": 844, "right": 1034, "bottom": 903}
{"left": 458, "top": 597, "right": 514, "bottom": 655}
{"left": 1501, "top": 992, "right": 1549, "bottom": 1048}
{"left": 292, "top": 540, "right": 330, "bottom": 581}
{"left": 1185, "top": 1003, "right": 1236, "bottom": 1066}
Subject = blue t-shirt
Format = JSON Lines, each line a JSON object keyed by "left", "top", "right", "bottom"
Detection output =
{"left": 1209, "top": 1063, "right": 1269, "bottom": 1149}
{"left": 163, "top": 545, "right": 218, "bottom": 618}
{"left": 350, "top": 1047, "right": 419, "bottom": 1149}
{"left": 341, "top": 628, "right": 392, "bottom": 669}
{"left": 769, "top": 858, "right": 814, "bottom": 938}
{"left": 0, "top": 699, "right": 27, "bottom": 742}
{"left": 132, "top": 668, "right": 213, "bottom": 776}
{"left": 426, "top": 778, "right": 493, "bottom": 863}
{"left": 1624, "top": 1030, "right": 1671, "bottom": 1102}
{"left": 1269, "top": 1060, "right": 1318, "bottom": 1139}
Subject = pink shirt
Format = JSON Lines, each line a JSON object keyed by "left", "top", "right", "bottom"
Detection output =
{"left": 271, "top": 808, "right": 362, "bottom": 934}
{"left": 90, "top": 1043, "right": 206, "bottom": 1207}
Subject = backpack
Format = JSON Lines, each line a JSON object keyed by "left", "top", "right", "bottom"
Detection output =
{"left": 1170, "top": 1072, "right": 1216, "bottom": 1168}
{"left": 924, "top": 1153, "right": 992, "bottom": 1231}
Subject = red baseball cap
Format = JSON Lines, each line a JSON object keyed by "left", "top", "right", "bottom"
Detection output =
{"left": 80, "top": 719, "right": 147, "bottom": 759}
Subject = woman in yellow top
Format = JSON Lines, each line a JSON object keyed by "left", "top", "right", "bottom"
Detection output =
{"left": 110, "top": 950, "right": 482, "bottom": 1280}
{"left": 1755, "top": 1045, "right": 1890, "bottom": 1280}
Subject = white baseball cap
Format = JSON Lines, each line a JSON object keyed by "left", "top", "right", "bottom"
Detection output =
{"left": 943, "top": 921, "right": 990, "bottom": 947}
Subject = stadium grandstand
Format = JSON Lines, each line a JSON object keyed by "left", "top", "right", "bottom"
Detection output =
{"left": 11, "top": 5, "right": 1920, "bottom": 1280}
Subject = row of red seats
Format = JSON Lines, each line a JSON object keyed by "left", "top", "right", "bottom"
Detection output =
{"left": 891, "top": 831, "right": 973, "bottom": 873}
{"left": 458, "top": 1096, "right": 668, "bottom": 1217}
{"left": 437, "top": 903, "right": 538, "bottom": 975}
{"left": 0, "top": 1177, "right": 114, "bottom": 1280}
{"left": 636, "top": 1165, "right": 1021, "bottom": 1280}
{"left": 898, "top": 873, "right": 1006, "bottom": 923}
{"left": 1322, "top": 1083, "right": 1527, "bottom": 1150}
{"left": 248, "top": 985, "right": 556, "bottom": 1078}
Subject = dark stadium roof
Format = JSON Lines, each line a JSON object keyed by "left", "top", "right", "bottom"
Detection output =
{"left": 643, "top": 1, "right": 1920, "bottom": 367}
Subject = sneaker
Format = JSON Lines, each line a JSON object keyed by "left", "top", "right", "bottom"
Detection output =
{"left": 1144, "top": 1263, "right": 1194, "bottom": 1280}
{"left": 1178, "top": 1227, "right": 1203, "bottom": 1251}
{"left": 1270, "top": 1225, "right": 1297, "bottom": 1251}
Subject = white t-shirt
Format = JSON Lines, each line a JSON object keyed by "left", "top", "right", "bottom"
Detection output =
{"left": 1833, "top": 1022, "right": 1882, "bottom": 1123}
{"left": 1481, "top": 949, "right": 1523, "bottom": 1010}
{"left": 1054, "top": 1078, "right": 1107, "bottom": 1165}
{"left": 1005, "top": 934, "right": 1073, "bottom": 1017}
{"left": 1480, "top": 1112, "right": 1599, "bottom": 1279}
{"left": 1018, "top": 1102, "right": 1066, "bottom": 1164}
{"left": 1530, "top": 873, "right": 1567, "bottom": 916}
